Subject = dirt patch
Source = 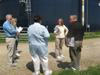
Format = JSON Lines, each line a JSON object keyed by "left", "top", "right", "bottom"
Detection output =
{"left": 0, "top": 38, "right": 100, "bottom": 75}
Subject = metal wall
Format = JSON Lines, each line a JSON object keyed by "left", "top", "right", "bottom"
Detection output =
{"left": 85, "top": 0, "right": 100, "bottom": 32}
{"left": 0, "top": 0, "right": 80, "bottom": 32}
{"left": 0, "top": 0, "right": 28, "bottom": 27}
{"left": 1, "top": 0, "right": 100, "bottom": 32}
{"left": 31, "top": 0, "right": 79, "bottom": 32}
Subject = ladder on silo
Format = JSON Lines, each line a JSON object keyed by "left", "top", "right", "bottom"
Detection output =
{"left": 25, "top": 0, "right": 32, "bottom": 26}
{"left": 19, "top": 0, "right": 26, "bottom": 3}
{"left": 19, "top": 0, "right": 32, "bottom": 26}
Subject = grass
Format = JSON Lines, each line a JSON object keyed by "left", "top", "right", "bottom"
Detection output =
{"left": 51, "top": 65, "right": 100, "bottom": 75}
{"left": 84, "top": 32, "right": 100, "bottom": 39}
{"left": 38, "top": 65, "right": 100, "bottom": 75}
{"left": 1, "top": 32, "right": 100, "bottom": 43}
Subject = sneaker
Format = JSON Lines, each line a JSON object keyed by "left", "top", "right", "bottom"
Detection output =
{"left": 60, "top": 55, "right": 65, "bottom": 59}
{"left": 65, "top": 67, "right": 71, "bottom": 70}
{"left": 14, "top": 60, "right": 18, "bottom": 63}
{"left": 33, "top": 70, "right": 40, "bottom": 75}
{"left": 44, "top": 70, "right": 52, "bottom": 75}
{"left": 57, "top": 56, "right": 62, "bottom": 60}
{"left": 8, "top": 64, "right": 17, "bottom": 67}
{"left": 71, "top": 67, "right": 76, "bottom": 71}
{"left": 16, "top": 53, "right": 20, "bottom": 57}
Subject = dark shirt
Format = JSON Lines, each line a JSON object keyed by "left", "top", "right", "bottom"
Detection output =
{"left": 67, "top": 21, "right": 84, "bottom": 41}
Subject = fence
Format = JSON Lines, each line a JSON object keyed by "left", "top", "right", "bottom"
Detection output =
{"left": 0, "top": 26, "right": 28, "bottom": 41}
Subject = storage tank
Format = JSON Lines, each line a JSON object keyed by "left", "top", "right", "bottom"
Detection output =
{"left": 0, "top": 0, "right": 83, "bottom": 32}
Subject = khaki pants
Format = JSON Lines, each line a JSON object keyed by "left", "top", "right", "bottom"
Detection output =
{"left": 32, "top": 55, "right": 49, "bottom": 71}
{"left": 69, "top": 41, "right": 82, "bottom": 70}
{"left": 55, "top": 38, "right": 65, "bottom": 57}
{"left": 6, "top": 38, "right": 16, "bottom": 65}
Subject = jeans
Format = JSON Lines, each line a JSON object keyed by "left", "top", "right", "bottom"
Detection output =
{"left": 16, "top": 36, "right": 19, "bottom": 52}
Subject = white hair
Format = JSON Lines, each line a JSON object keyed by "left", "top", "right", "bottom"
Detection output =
{"left": 70, "top": 15, "right": 77, "bottom": 20}
{"left": 6, "top": 14, "right": 12, "bottom": 19}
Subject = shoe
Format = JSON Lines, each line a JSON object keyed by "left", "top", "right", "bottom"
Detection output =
{"left": 33, "top": 70, "right": 40, "bottom": 75}
{"left": 16, "top": 53, "right": 20, "bottom": 57}
{"left": 60, "top": 55, "right": 65, "bottom": 59}
{"left": 65, "top": 67, "right": 71, "bottom": 70}
{"left": 57, "top": 56, "right": 62, "bottom": 60}
{"left": 71, "top": 67, "right": 76, "bottom": 71}
{"left": 44, "top": 70, "right": 52, "bottom": 75}
{"left": 8, "top": 64, "right": 17, "bottom": 67}
{"left": 13, "top": 60, "right": 18, "bottom": 63}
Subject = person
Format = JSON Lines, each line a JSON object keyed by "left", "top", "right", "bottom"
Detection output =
{"left": 27, "top": 14, "right": 52, "bottom": 75}
{"left": 54, "top": 18, "right": 68, "bottom": 60}
{"left": 66, "top": 15, "right": 84, "bottom": 71}
{"left": 3, "top": 14, "right": 20, "bottom": 67}
{"left": 11, "top": 18, "right": 20, "bottom": 57}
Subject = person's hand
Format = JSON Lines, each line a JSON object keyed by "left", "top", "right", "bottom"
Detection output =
{"left": 64, "top": 34, "right": 66, "bottom": 36}
{"left": 67, "top": 44, "right": 69, "bottom": 47}
{"left": 56, "top": 28, "right": 60, "bottom": 33}
{"left": 16, "top": 32, "right": 20, "bottom": 35}
{"left": 66, "top": 38, "right": 70, "bottom": 47}
{"left": 82, "top": 42, "right": 83, "bottom": 48}
{"left": 20, "top": 30, "right": 22, "bottom": 32}
{"left": 57, "top": 28, "right": 60, "bottom": 32}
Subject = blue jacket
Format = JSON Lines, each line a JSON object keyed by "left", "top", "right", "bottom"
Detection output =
{"left": 27, "top": 23, "right": 50, "bottom": 56}
{"left": 3, "top": 20, "right": 18, "bottom": 37}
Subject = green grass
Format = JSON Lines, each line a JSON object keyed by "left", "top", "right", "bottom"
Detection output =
{"left": 51, "top": 65, "right": 100, "bottom": 75}
{"left": 47, "top": 33, "right": 55, "bottom": 42}
{"left": 38, "top": 65, "right": 100, "bottom": 75}
{"left": 1, "top": 32, "right": 100, "bottom": 43}
{"left": 84, "top": 32, "right": 100, "bottom": 39}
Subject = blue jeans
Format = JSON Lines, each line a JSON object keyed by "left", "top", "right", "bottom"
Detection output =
{"left": 16, "top": 37, "right": 19, "bottom": 52}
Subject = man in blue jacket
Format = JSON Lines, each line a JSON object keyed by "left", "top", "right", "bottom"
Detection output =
{"left": 27, "top": 14, "right": 52, "bottom": 75}
{"left": 3, "top": 14, "right": 19, "bottom": 67}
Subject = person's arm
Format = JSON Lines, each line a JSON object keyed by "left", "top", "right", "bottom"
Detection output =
{"left": 4, "top": 23, "right": 18, "bottom": 34}
{"left": 54, "top": 25, "right": 60, "bottom": 34}
{"left": 66, "top": 37, "right": 71, "bottom": 47}
{"left": 82, "top": 25, "right": 84, "bottom": 36}
{"left": 64, "top": 25, "right": 69, "bottom": 36}
{"left": 43, "top": 27, "right": 50, "bottom": 38}
{"left": 82, "top": 26, "right": 84, "bottom": 47}
{"left": 82, "top": 40, "right": 83, "bottom": 48}
{"left": 66, "top": 24, "right": 73, "bottom": 47}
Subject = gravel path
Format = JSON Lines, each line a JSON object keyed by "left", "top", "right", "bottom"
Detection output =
{"left": 0, "top": 38, "right": 100, "bottom": 75}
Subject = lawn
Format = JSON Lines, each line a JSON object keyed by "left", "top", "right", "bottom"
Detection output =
{"left": 0, "top": 32, "right": 100, "bottom": 43}
{"left": 51, "top": 65, "right": 100, "bottom": 75}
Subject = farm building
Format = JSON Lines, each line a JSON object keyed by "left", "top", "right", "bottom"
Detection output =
{"left": 0, "top": 0, "right": 100, "bottom": 32}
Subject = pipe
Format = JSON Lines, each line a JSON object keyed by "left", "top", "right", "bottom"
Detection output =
{"left": 82, "top": 0, "right": 84, "bottom": 26}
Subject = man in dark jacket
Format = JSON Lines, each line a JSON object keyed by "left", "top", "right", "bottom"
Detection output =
{"left": 66, "top": 15, "right": 84, "bottom": 71}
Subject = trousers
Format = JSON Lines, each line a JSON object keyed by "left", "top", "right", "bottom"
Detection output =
{"left": 32, "top": 54, "right": 49, "bottom": 71}
{"left": 55, "top": 38, "right": 65, "bottom": 57}
{"left": 69, "top": 41, "right": 82, "bottom": 70}
{"left": 6, "top": 38, "right": 16, "bottom": 65}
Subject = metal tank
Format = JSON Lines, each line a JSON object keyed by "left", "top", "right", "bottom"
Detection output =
{"left": 0, "top": 0, "right": 84, "bottom": 32}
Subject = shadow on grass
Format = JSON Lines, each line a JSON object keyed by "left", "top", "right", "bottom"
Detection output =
{"left": 57, "top": 61, "right": 71, "bottom": 69}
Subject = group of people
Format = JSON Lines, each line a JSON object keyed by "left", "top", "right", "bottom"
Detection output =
{"left": 3, "top": 14, "right": 84, "bottom": 75}
{"left": 54, "top": 15, "right": 84, "bottom": 71}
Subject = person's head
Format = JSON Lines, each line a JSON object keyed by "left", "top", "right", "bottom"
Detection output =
{"left": 58, "top": 18, "right": 64, "bottom": 26}
{"left": 11, "top": 18, "right": 17, "bottom": 26}
{"left": 6, "top": 14, "right": 12, "bottom": 22}
{"left": 34, "top": 14, "right": 42, "bottom": 24}
{"left": 69, "top": 15, "right": 77, "bottom": 23}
